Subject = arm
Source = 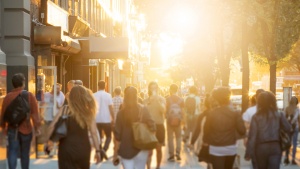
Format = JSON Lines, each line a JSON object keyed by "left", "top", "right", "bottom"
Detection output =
{"left": 44, "top": 107, "right": 64, "bottom": 142}
{"left": 109, "top": 105, "right": 115, "bottom": 123}
{"left": 236, "top": 112, "right": 246, "bottom": 136}
{"left": 29, "top": 93, "right": 42, "bottom": 133}
{"left": 113, "top": 111, "right": 122, "bottom": 159}
{"left": 142, "top": 106, "right": 156, "bottom": 132}
{"left": 56, "top": 93, "right": 65, "bottom": 109}
{"left": 280, "top": 113, "right": 292, "bottom": 133}
{"left": 191, "top": 112, "right": 205, "bottom": 145}
{"left": 0, "top": 96, "right": 9, "bottom": 129}
{"left": 89, "top": 121, "right": 101, "bottom": 150}
{"left": 245, "top": 117, "right": 258, "bottom": 159}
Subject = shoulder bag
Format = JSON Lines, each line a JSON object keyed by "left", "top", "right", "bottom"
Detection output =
{"left": 132, "top": 106, "right": 158, "bottom": 150}
{"left": 279, "top": 112, "right": 292, "bottom": 151}
{"left": 50, "top": 105, "right": 69, "bottom": 142}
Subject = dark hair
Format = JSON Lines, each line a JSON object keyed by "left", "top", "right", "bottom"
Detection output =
{"left": 114, "top": 87, "right": 121, "bottom": 95}
{"left": 256, "top": 89, "right": 264, "bottom": 98}
{"left": 12, "top": 73, "right": 25, "bottom": 88}
{"left": 122, "top": 86, "right": 139, "bottom": 127}
{"left": 251, "top": 94, "right": 256, "bottom": 106}
{"left": 256, "top": 91, "right": 277, "bottom": 115}
{"left": 98, "top": 80, "right": 105, "bottom": 90}
{"left": 289, "top": 96, "right": 298, "bottom": 105}
{"left": 170, "top": 84, "right": 178, "bottom": 93}
{"left": 212, "top": 87, "right": 231, "bottom": 105}
{"left": 189, "top": 86, "right": 198, "bottom": 94}
{"left": 148, "top": 81, "right": 158, "bottom": 96}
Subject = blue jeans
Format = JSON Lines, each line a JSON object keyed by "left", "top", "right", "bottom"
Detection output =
{"left": 285, "top": 128, "right": 299, "bottom": 160}
{"left": 7, "top": 128, "right": 33, "bottom": 169}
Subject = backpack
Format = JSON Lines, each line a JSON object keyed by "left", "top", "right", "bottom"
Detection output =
{"left": 167, "top": 99, "right": 182, "bottom": 127}
{"left": 3, "top": 91, "right": 30, "bottom": 128}
{"left": 185, "top": 96, "right": 196, "bottom": 115}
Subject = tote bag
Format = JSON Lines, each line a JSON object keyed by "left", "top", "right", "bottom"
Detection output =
{"left": 132, "top": 106, "right": 158, "bottom": 150}
{"left": 50, "top": 106, "right": 69, "bottom": 142}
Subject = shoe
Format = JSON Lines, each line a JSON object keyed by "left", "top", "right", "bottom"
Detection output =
{"left": 291, "top": 159, "right": 297, "bottom": 165}
{"left": 284, "top": 158, "right": 290, "bottom": 165}
{"left": 168, "top": 156, "right": 175, "bottom": 162}
{"left": 176, "top": 155, "right": 181, "bottom": 161}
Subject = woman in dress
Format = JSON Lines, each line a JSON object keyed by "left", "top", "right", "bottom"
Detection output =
{"left": 113, "top": 86, "right": 156, "bottom": 169}
{"left": 284, "top": 96, "right": 299, "bottom": 165}
{"left": 46, "top": 85, "right": 101, "bottom": 168}
{"left": 245, "top": 91, "right": 292, "bottom": 169}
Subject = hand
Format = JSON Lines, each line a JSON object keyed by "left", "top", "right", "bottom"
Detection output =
{"left": 113, "top": 155, "right": 120, "bottom": 166}
{"left": 245, "top": 157, "right": 251, "bottom": 161}
{"left": 35, "top": 128, "right": 41, "bottom": 136}
{"left": 187, "top": 144, "right": 194, "bottom": 150}
{"left": 94, "top": 152, "right": 101, "bottom": 164}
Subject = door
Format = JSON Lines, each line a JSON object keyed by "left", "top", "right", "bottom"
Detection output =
{"left": 36, "top": 66, "right": 57, "bottom": 158}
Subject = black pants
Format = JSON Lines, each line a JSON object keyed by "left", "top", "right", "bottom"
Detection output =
{"left": 210, "top": 154, "right": 236, "bottom": 169}
{"left": 255, "top": 142, "right": 281, "bottom": 169}
{"left": 96, "top": 123, "right": 112, "bottom": 151}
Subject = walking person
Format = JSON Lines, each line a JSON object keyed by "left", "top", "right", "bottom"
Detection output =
{"left": 144, "top": 81, "right": 166, "bottom": 169}
{"left": 43, "top": 83, "right": 65, "bottom": 157}
{"left": 0, "top": 73, "right": 41, "bottom": 169}
{"left": 283, "top": 96, "right": 299, "bottom": 165}
{"left": 165, "top": 84, "right": 184, "bottom": 162}
{"left": 242, "top": 89, "right": 264, "bottom": 169}
{"left": 46, "top": 85, "right": 101, "bottom": 168}
{"left": 204, "top": 87, "right": 246, "bottom": 169}
{"left": 245, "top": 91, "right": 292, "bottom": 169}
{"left": 189, "top": 94, "right": 214, "bottom": 169}
{"left": 183, "top": 86, "right": 201, "bottom": 143}
{"left": 112, "top": 87, "right": 123, "bottom": 121}
{"left": 94, "top": 80, "right": 114, "bottom": 159}
{"left": 113, "top": 86, "right": 156, "bottom": 169}
{"left": 64, "top": 80, "right": 75, "bottom": 105}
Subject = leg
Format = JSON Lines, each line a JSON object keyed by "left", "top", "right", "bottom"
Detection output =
{"left": 224, "top": 155, "right": 236, "bottom": 169}
{"left": 210, "top": 155, "right": 225, "bottom": 169}
{"left": 292, "top": 129, "right": 298, "bottom": 161}
{"left": 155, "top": 124, "right": 164, "bottom": 168}
{"left": 19, "top": 132, "right": 33, "bottom": 169}
{"left": 156, "top": 144, "right": 162, "bottom": 169}
{"left": 174, "top": 126, "right": 182, "bottom": 157}
{"left": 7, "top": 128, "right": 19, "bottom": 169}
{"left": 146, "top": 150, "right": 153, "bottom": 169}
{"left": 102, "top": 123, "right": 112, "bottom": 151}
{"left": 134, "top": 150, "right": 149, "bottom": 169}
{"left": 167, "top": 124, "right": 174, "bottom": 158}
{"left": 268, "top": 154, "right": 281, "bottom": 169}
{"left": 96, "top": 123, "right": 103, "bottom": 149}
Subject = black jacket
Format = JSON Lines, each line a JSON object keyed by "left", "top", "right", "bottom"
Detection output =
{"left": 204, "top": 105, "right": 246, "bottom": 146}
{"left": 245, "top": 111, "right": 291, "bottom": 158}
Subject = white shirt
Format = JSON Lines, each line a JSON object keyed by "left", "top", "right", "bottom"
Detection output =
{"left": 184, "top": 94, "right": 201, "bottom": 115}
{"left": 242, "top": 106, "right": 257, "bottom": 123}
{"left": 43, "top": 91, "right": 65, "bottom": 121}
{"left": 94, "top": 90, "right": 113, "bottom": 123}
{"left": 209, "top": 144, "right": 238, "bottom": 156}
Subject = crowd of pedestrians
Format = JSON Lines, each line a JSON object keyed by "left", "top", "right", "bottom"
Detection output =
{"left": 0, "top": 73, "right": 299, "bottom": 169}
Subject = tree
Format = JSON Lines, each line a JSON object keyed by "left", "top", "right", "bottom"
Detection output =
{"left": 249, "top": 0, "right": 300, "bottom": 93}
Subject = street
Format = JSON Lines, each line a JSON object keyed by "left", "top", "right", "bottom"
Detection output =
{"left": 13, "top": 140, "right": 300, "bottom": 169}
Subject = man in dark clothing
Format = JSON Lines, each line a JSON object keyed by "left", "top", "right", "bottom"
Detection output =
{"left": 165, "top": 84, "right": 184, "bottom": 161}
{"left": 0, "top": 73, "right": 41, "bottom": 169}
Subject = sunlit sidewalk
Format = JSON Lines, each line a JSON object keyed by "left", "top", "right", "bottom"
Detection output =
{"left": 8, "top": 139, "right": 300, "bottom": 169}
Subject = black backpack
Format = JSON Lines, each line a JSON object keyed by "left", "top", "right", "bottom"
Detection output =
{"left": 185, "top": 96, "right": 196, "bottom": 115}
{"left": 3, "top": 91, "right": 30, "bottom": 127}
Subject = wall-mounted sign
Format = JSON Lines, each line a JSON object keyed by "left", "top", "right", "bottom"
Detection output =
{"left": 47, "top": 1, "right": 69, "bottom": 32}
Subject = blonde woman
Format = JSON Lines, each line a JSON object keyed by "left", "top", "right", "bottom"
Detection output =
{"left": 46, "top": 85, "right": 101, "bottom": 168}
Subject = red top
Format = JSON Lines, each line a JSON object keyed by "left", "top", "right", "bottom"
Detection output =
{"left": 0, "top": 88, "right": 41, "bottom": 134}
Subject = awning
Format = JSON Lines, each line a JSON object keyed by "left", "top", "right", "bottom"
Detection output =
{"left": 79, "top": 37, "right": 128, "bottom": 59}
{"left": 51, "top": 38, "right": 81, "bottom": 54}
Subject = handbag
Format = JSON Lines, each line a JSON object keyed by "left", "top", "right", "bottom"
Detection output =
{"left": 279, "top": 112, "right": 292, "bottom": 151}
{"left": 50, "top": 106, "right": 69, "bottom": 142}
{"left": 132, "top": 106, "right": 158, "bottom": 150}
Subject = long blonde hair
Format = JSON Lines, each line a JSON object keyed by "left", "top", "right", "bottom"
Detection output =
{"left": 68, "top": 85, "right": 96, "bottom": 129}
